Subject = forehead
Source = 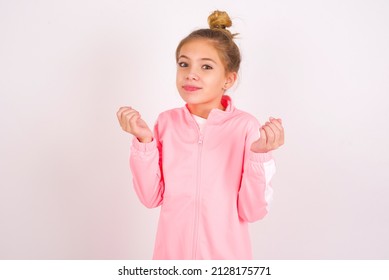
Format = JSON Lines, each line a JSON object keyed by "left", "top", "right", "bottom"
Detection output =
{"left": 179, "top": 39, "right": 221, "bottom": 62}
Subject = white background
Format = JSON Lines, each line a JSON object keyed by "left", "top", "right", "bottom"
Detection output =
{"left": 1, "top": 0, "right": 388, "bottom": 259}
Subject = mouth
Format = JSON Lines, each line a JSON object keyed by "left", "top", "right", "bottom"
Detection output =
{"left": 182, "top": 85, "right": 202, "bottom": 92}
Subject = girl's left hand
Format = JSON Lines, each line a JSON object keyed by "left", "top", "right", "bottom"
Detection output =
{"left": 250, "top": 117, "right": 284, "bottom": 153}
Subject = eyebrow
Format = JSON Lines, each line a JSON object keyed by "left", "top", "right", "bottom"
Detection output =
{"left": 178, "top": 55, "right": 217, "bottom": 64}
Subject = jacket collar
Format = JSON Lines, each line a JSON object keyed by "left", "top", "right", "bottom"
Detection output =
{"left": 184, "top": 95, "right": 237, "bottom": 125}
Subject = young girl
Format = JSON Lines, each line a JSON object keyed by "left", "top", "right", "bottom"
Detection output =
{"left": 117, "top": 10, "right": 284, "bottom": 260}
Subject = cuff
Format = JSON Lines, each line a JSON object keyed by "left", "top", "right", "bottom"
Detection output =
{"left": 249, "top": 150, "right": 273, "bottom": 162}
{"left": 131, "top": 137, "right": 157, "bottom": 152}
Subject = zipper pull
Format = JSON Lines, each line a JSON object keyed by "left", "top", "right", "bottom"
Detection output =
{"left": 198, "top": 135, "right": 203, "bottom": 144}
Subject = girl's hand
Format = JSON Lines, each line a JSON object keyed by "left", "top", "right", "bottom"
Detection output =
{"left": 117, "top": 107, "right": 153, "bottom": 143}
{"left": 250, "top": 117, "right": 284, "bottom": 153}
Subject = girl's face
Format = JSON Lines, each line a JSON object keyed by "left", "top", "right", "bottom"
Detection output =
{"left": 176, "top": 39, "right": 236, "bottom": 118}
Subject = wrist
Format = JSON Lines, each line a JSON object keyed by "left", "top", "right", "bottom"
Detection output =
{"left": 137, "top": 136, "right": 153, "bottom": 143}
{"left": 250, "top": 147, "right": 269, "bottom": 153}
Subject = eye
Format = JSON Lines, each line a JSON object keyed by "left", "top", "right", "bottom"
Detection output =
{"left": 202, "top": 64, "right": 213, "bottom": 70}
{"left": 178, "top": 61, "right": 188, "bottom": 67}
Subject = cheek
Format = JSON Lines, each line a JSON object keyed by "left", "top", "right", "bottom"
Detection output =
{"left": 208, "top": 74, "right": 225, "bottom": 88}
{"left": 176, "top": 70, "right": 182, "bottom": 84}
{"left": 176, "top": 71, "right": 185, "bottom": 89}
{"left": 176, "top": 68, "right": 185, "bottom": 81}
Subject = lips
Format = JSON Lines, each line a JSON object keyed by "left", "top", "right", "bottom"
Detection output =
{"left": 182, "top": 85, "right": 202, "bottom": 92}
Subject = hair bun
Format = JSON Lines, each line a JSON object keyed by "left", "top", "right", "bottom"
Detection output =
{"left": 208, "top": 10, "right": 232, "bottom": 30}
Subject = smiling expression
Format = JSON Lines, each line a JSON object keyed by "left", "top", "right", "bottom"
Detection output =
{"left": 176, "top": 39, "right": 236, "bottom": 118}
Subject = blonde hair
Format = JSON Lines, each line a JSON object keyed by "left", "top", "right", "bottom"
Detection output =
{"left": 175, "top": 10, "right": 241, "bottom": 73}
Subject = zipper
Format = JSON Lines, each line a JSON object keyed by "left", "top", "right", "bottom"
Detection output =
{"left": 192, "top": 122, "right": 204, "bottom": 259}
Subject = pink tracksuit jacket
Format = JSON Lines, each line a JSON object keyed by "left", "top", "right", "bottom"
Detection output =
{"left": 130, "top": 95, "right": 276, "bottom": 259}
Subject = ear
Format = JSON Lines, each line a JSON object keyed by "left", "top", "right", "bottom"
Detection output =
{"left": 224, "top": 72, "right": 237, "bottom": 90}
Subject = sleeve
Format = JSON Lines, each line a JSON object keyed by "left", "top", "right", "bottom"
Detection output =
{"left": 129, "top": 122, "right": 164, "bottom": 208}
{"left": 237, "top": 120, "right": 276, "bottom": 223}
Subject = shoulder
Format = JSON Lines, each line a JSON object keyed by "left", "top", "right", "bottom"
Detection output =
{"left": 155, "top": 107, "right": 189, "bottom": 130}
{"left": 232, "top": 108, "right": 261, "bottom": 128}
{"left": 157, "top": 107, "right": 185, "bottom": 121}
{"left": 231, "top": 108, "right": 262, "bottom": 141}
{"left": 154, "top": 107, "right": 190, "bottom": 138}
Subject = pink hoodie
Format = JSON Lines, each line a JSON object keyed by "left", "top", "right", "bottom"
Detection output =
{"left": 130, "top": 95, "right": 276, "bottom": 259}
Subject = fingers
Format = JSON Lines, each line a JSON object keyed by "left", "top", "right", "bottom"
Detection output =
{"left": 260, "top": 116, "right": 284, "bottom": 151}
{"left": 117, "top": 106, "right": 131, "bottom": 117}
{"left": 116, "top": 106, "right": 132, "bottom": 125}
{"left": 262, "top": 123, "right": 275, "bottom": 145}
{"left": 269, "top": 117, "right": 282, "bottom": 130}
{"left": 270, "top": 117, "right": 284, "bottom": 146}
{"left": 116, "top": 106, "right": 140, "bottom": 133}
{"left": 127, "top": 110, "right": 141, "bottom": 131}
{"left": 117, "top": 107, "right": 153, "bottom": 142}
{"left": 258, "top": 127, "right": 267, "bottom": 147}
{"left": 265, "top": 121, "right": 279, "bottom": 144}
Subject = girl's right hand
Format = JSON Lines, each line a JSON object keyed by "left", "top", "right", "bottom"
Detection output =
{"left": 117, "top": 107, "right": 153, "bottom": 143}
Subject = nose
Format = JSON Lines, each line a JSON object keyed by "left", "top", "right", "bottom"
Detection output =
{"left": 186, "top": 71, "right": 199, "bottom": 81}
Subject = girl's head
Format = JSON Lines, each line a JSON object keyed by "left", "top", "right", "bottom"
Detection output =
{"left": 176, "top": 10, "right": 241, "bottom": 74}
{"left": 175, "top": 11, "right": 241, "bottom": 117}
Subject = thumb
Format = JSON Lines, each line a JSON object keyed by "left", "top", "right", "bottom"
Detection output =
{"left": 251, "top": 127, "right": 267, "bottom": 152}
{"left": 259, "top": 127, "right": 267, "bottom": 143}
